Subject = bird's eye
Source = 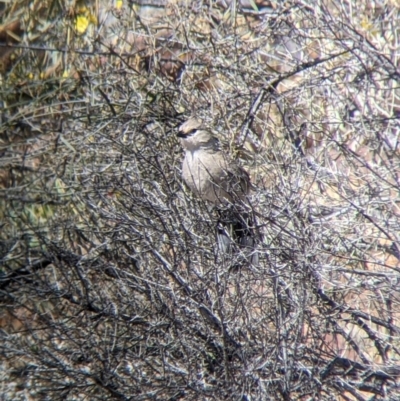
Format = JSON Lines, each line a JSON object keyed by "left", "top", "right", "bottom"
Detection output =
{"left": 177, "top": 127, "right": 197, "bottom": 138}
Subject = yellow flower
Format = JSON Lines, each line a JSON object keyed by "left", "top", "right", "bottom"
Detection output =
{"left": 75, "top": 15, "right": 89, "bottom": 34}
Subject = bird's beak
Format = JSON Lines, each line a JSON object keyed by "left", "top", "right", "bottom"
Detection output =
{"left": 177, "top": 131, "right": 187, "bottom": 138}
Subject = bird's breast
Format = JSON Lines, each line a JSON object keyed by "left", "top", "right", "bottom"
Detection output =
{"left": 182, "top": 150, "right": 231, "bottom": 203}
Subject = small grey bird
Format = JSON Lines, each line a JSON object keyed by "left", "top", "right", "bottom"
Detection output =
{"left": 177, "top": 118, "right": 258, "bottom": 265}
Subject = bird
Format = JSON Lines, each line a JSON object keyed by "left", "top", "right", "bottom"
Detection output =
{"left": 177, "top": 117, "right": 258, "bottom": 265}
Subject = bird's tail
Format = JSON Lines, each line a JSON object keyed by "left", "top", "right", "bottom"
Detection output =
{"left": 217, "top": 208, "right": 259, "bottom": 267}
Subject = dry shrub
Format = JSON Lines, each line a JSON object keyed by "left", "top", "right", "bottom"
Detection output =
{"left": 1, "top": 1, "right": 400, "bottom": 400}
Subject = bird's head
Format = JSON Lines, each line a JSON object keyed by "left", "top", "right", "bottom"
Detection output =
{"left": 177, "top": 118, "right": 219, "bottom": 151}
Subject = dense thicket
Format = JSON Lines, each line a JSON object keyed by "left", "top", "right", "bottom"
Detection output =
{"left": 1, "top": 1, "right": 400, "bottom": 400}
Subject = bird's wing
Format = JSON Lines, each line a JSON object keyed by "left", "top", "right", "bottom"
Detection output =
{"left": 222, "top": 161, "right": 251, "bottom": 197}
